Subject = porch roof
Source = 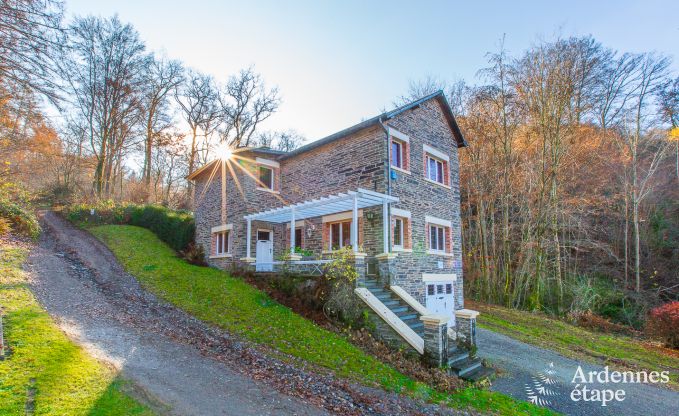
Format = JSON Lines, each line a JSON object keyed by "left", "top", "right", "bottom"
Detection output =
{"left": 244, "top": 188, "right": 399, "bottom": 224}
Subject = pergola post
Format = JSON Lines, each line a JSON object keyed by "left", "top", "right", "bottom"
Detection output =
{"left": 382, "top": 201, "right": 389, "bottom": 254}
{"left": 290, "top": 207, "right": 296, "bottom": 256}
{"left": 246, "top": 218, "right": 252, "bottom": 258}
{"left": 352, "top": 193, "right": 358, "bottom": 252}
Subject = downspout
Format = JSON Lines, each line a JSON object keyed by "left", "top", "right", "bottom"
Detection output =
{"left": 379, "top": 118, "right": 392, "bottom": 251}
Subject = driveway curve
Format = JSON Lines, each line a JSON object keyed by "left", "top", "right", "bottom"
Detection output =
{"left": 478, "top": 327, "right": 679, "bottom": 416}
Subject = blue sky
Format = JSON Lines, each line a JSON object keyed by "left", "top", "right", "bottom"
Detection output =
{"left": 65, "top": 0, "right": 679, "bottom": 141}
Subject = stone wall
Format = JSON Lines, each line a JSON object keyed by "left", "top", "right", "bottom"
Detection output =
{"left": 384, "top": 99, "right": 465, "bottom": 309}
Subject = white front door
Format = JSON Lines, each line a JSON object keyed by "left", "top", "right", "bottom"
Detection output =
{"left": 255, "top": 230, "right": 273, "bottom": 272}
{"left": 425, "top": 281, "right": 455, "bottom": 326}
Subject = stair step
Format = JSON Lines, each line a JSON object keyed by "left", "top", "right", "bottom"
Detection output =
{"left": 396, "top": 312, "right": 417, "bottom": 321}
{"left": 380, "top": 299, "right": 401, "bottom": 307}
{"left": 408, "top": 321, "right": 424, "bottom": 333}
{"left": 460, "top": 366, "right": 495, "bottom": 382}
{"left": 390, "top": 305, "right": 408, "bottom": 314}
{"left": 451, "top": 357, "right": 483, "bottom": 377}
{"left": 448, "top": 350, "right": 470, "bottom": 365}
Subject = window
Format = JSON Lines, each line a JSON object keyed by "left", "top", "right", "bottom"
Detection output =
{"left": 391, "top": 140, "right": 403, "bottom": 169}
{"left": 389, "top": 130, "right": 410, "bottom": 171}
{"left": 215, "top": 230, "right": 230, "bottom": 255}
{"left": 259, "top": 166, "right": 273, "bottom": 190}
{"left": 426, "top": 155, "right": 445, "bottom": 184}
{"left": 393, "top": 217, "right": 403, "bottom": 248}
{"left": 257, "top": 230, "right": 271, "bottom": 241}
{"left": 329, "top": 220, "right": 352, "bottom": 250}
{"left": 294, "top": 228, "right": 303, "bottom": 250}
{"left": 429, "top": 224, "right": 445, "bottom": 252}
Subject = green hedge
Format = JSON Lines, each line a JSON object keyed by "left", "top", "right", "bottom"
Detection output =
{"left": 65, "top": 201, "right": 194, "bottom": 251}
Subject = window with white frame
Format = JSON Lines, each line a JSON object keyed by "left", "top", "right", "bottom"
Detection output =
{"left": 390, "top": 129, "right": 409, "bottom": 171}
{"left": 258, "top": 165, "right": 274, "bottom": 190}
{"left": 423, "top": 144, "right": 449, "bottom": 186}
{"left": 428, "top": 224, "right": 446, "bottom": 252}
{"left": 426, "top": 155, "right": 445, "bottom": 184}
{"left": 329, "top": 220, "right": 352, "bottom": 250}
{"left": 391, "top": 140, "right": 404, "bottom": 169}
{"left": 393, "top": 217, "right": 404, "bottom": 248}
{"left": 215, "top": 230, "right": 231, "bottom": 255}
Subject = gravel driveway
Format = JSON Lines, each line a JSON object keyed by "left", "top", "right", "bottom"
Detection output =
{"left": 478, "top": 328, "right": 679, "bottom": 416}
{"left": 24, "top": 211, "right": 465, "bottom": 416}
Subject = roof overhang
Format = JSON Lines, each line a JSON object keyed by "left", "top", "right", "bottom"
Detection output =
{"left": 244, "top": 188, "right": 399, "bottom": 224}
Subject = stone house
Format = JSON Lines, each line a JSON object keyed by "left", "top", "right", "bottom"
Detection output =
{"left": 189, "top": 91, "right": 487, "bottom": 379}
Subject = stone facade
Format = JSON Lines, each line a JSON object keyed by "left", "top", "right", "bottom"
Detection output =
{"left": 192, "top": 94, "right": 466, "bottom": 319}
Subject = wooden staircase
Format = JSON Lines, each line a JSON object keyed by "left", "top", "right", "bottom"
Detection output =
{"left": 363, "top": 277, "right": 493, "bottom": 382}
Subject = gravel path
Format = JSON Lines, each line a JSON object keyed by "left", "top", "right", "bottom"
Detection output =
{"left": 477, "top": 328, "right": 679, "bottom": 416}
{"left": 24, "top": 211, "right": 467, "bottom": 416}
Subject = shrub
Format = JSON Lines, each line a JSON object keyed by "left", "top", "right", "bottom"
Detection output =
{"left": 573, "top": 311, "right": 634, "bottom": 335}
{"left": 322, "top": 246, "right": 364, "bottom": 325}
{"left": 127, "top": 205, "right": 194, "bottom": 251}
{"left": 181, "top": 243, "right": 206, "bottom": 266}
{"left": 645, "top": 301, "right": 679, "bottom": 349}
{"left": 64, "top": 202, "right": 194, "bottom": 251}
{"left": 0, "top": 217, "right": 11, "bottom": 236}
{"left": 0, "top": 196, "right": 40, "bottom": 239}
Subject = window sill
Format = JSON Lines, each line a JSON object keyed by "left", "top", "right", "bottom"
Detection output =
{"left": 210, "top": 253, "right": 233, "bottom": 259}
{"left": 392, "top": 247, "right": 412, "bottom": 253}
{"left": 424, "top": 178, "right": 451, "bottom": 189}
{"left": 427, "top": 250, "right": 453, "bottom": 257}
{"left": 256, "top": 187, "right": 280, "bottom": 194}
{"left": 391, "top": 166, "right": 411, "bottom": 175}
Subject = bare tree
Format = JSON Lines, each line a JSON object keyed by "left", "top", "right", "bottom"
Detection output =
{"left": 616, "top": 54, "right": 672, "bottom": 292}
{"left": 174, "top": 70, "right": 220, "bottom": 191}
{"left": 0, "top": 0, "right": 64, "bottom": 102}
{"left": 658, "top": 76, "right": 679, "bottom": 179}
{"left": 257, "top": 129, "right": 305, "bottom": 152}
{"left": 140, "top": 55, "right": 183, "bottom": 194}
{"left": 217, "top": 67, "right": 280, "bottom": 148}
{"left": 60, "top": 15, "right": 148, "bottom": 197}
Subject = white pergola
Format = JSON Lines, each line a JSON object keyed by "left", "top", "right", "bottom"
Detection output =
{"left": 243, "top": 188, "right": 399, "bottom": 258}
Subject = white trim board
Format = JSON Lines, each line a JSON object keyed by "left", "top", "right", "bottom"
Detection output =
{"left": 285, "top": 220, "right": 306, "bottom": 229}
{"left": 391, "top": 208, "right": 411, "bottom": 218}
{"left": 255, "top": 157, "right": 280, "bottom": 168}
{"left": 425, "top": 215, "right": 452, "bottom": 228}
{"left": 423, "top": 144, "right": 449, "bottom": 162}
{"left": 422, "top": 273, "right": 457, "bottom": 282}
{"left": 322, "top": 210, "right": 363, "bottom": 223}
{"left": 211, "top": 224, "right": 233, "bottom": 233}
{"left": 389, "top": 128, "right": 410, "bottom": 143}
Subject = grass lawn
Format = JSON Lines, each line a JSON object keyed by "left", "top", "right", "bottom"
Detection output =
{"left": 469, "top": 301, "right": 679, "bottom": 388}
{"left": 0, "top": 242, "right": 154, "bottom": 416}
{"left": 91, "top": 224, "right": 555, "bottom": 416}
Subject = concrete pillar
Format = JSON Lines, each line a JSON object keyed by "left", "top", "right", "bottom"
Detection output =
{"left": 421, "top": 314, "right": 449, "bottom": 367}
{"left": 454, "top": 309, "right": 479, "bottom": 350}
{"left": 353, "top": 253, "right": 367, "bottom": 287}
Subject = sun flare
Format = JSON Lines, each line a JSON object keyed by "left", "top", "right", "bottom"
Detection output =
{"left": 215, "top": 142, "right": 233, "bottom": 160}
